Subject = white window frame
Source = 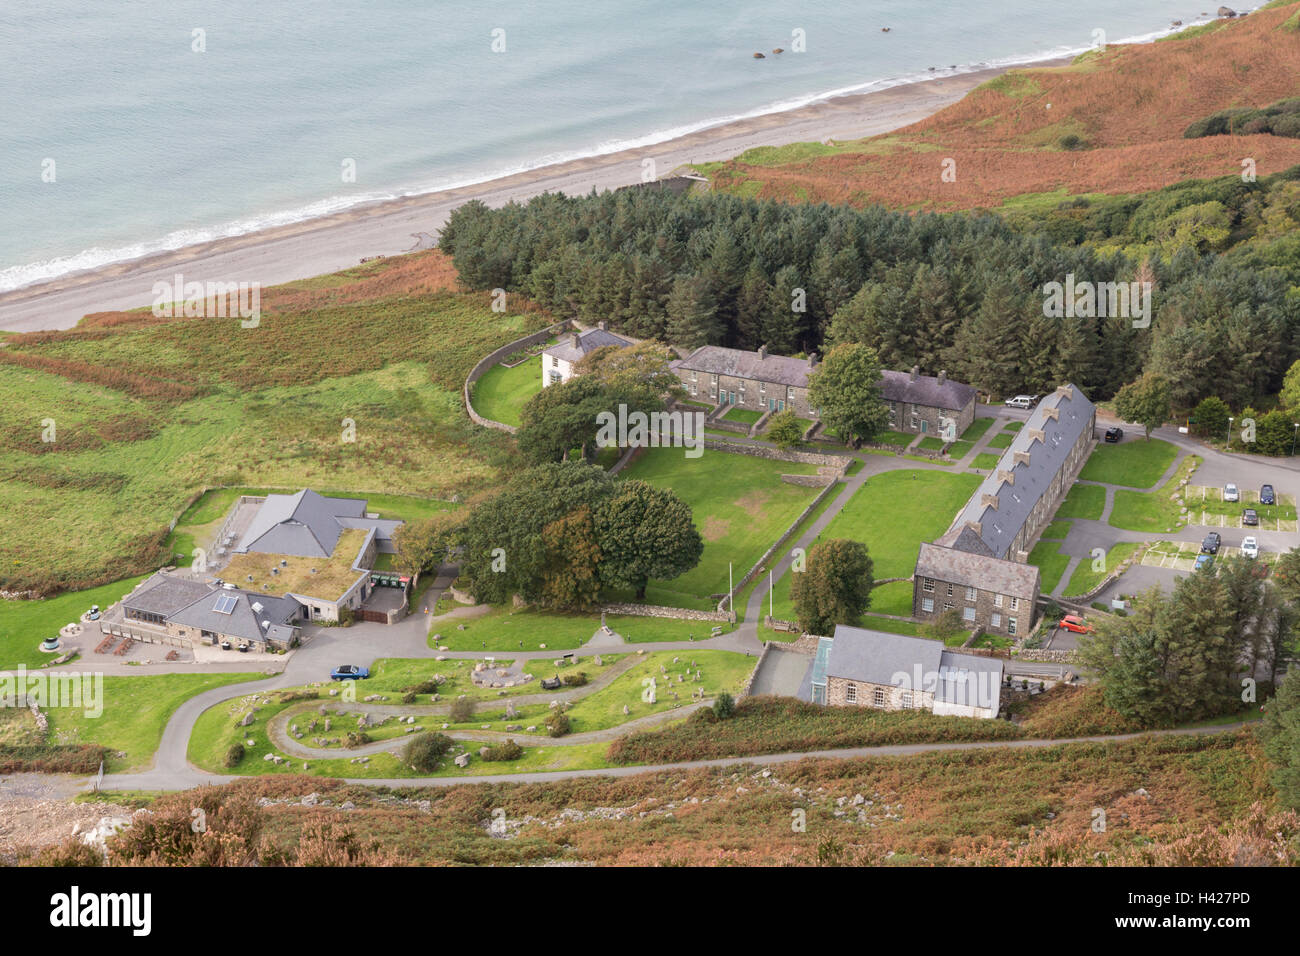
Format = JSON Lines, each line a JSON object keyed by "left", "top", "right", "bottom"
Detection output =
{"left": 993, "top": 593, "right": 1004, "bottom": 608}
{"left": 1008, "top": 617, "right": 1018, "bottom": 635}
{"left": 845, "top": 684, "right": 857, "bottom": 703}
{"left": 921, "top": 597, "right": 934, "bottom": 613}
{"left": 922, "top": 578, "right": 935, "bottom": 593}
{"left": 965, "top": 586, "right": 977, "bottom": 602}
{"left": 872, "top": 687, "right": 886, "bottom": 708}
{"left": 963, "top": 606, "right": 976, "bottom": 623}
{"left": 991, "top": 612, "right": 1002, "bottom": 629}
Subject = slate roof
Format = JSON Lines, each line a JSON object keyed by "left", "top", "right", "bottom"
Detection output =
{"left": 168, "top": 587, "right": 301, "bottom": 643}
{"left": 236, "top": 490, "right": 398, "bottom": 559}
{"left": 543, "top": 328, "right": 634, "bottom": 364}
{"left": 122, "top": 574, "right": 217, "bottom": 617}
{"left": 880, "top": 370, "right": 977, "bottom": 413}
{"left": 824, "top": 626, "right": 945, "bottom": 688}
{"left": 936, "top": 650, "right": 1003, "bottom": 711}
{"left": 942, "top": 384, "right": 1095, "bottom": 558}
{"left": 670, "top": 346, "right": 814, "bottom": 389}
{"left": 915, "top": 542, "right": 1040, "bottom": 600}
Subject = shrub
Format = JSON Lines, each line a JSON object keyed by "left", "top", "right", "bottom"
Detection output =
{"left": 345, "top": 732, "right": 371, "bottom": 748}
{"left": 404, "top": 732, "right": 453, "bottom": 772}
{"left": 712, "top": 692, "right": 736, "bottom": 720}
{"left": 561, "top": 671, "right": 589, "bottom": 687}
{"left": 224, "top": 743, "right": 245, "bottom": 769}
{"left": 545, "top": 708, "right": 571, "bottom": 738}
{"left": 449, "top": 697, "right": 475, "bottom": 723}
{"left": 481, "top": 739, "right": 524, "bottom": 761}
{"left": 1058, "top": 133, "right": 1085, "bottom": 150}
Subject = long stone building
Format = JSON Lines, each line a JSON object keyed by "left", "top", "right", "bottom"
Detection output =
{"left": 912, "top": 383, "right": 1097, "bottom": 636}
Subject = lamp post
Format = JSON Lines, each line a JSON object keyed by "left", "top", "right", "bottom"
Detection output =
{"left": 1227, "top": 417, "right": 1234, "bottom": 451}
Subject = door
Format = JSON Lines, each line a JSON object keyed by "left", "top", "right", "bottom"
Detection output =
{"left": 921, "top": 420, "right": 928, "bottom": 434}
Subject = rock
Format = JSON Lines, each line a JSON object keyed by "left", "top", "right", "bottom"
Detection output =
{"left": 505, "top": 702, "right": 519, "bottom": 719}
{"left": 238, "top": 712, "right": 255, "bottom": 727}
{"left": 526, "top": 725, "right": 537, "bottom": 732}
{"left": 771, "top": 47, "right": 783, "bottom": 54}
{"left": 481, "top": 724, "right": 491, "bottom": 729}
{"left": 324, "top": 718, "right": 331, "bottom": 732}
{"left": 753, "top": 52, "right": 765, "bottom": 58}
{"left": 622, "top": 704, "right": 630, "bottom": 716}
{"left": 852, "top": 793, "right": 865, "bottom": 805}
{"left": 1217, "top": 6, "right": 1236, "bottom": 17}
{"left": 301, "top": 793, "right": 320, "bottom": 807}
{"left": 454, "top": 753, "right": 471, "bottom": 768}
{"left": 263, "top": 753, "right": 274, "bottom": 761}
{"left": 340, "top": 801, "right": 355, "bottom": 810}
{"left": 593, "top": 655, "right": 602, "bottom": 666}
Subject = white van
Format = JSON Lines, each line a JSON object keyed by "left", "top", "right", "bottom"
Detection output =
{"left": 1004, "top": 395, "right": 1036, "bottom": 409}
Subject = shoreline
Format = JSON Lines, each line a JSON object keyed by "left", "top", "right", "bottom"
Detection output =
{"left": 0, "top": 60, "right": 1068, "bottom": 333}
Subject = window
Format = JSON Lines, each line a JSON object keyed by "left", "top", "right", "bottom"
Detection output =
{"left": 921, "top": 597, "right": 934, "bottom": 613}
{"left": 965, "top": 586, "right": 976, "bottom": 602}
{"left": 991, "top": 613, "right": 1002, "bottom": 629}
{"left": 963, "top": 606, "right": 976, "bottom": 622}
{"left": 993, "top": 593, "right": 1003, "bottom": 608}
{"left": 1010, "top": 597, "right": 1020, "bottom": 611}
{"left": 845, "top": 684, "right": 857, "bottom": 703}
{"left": 872, "top": 688, "right": 886, "bottom": 708}
{"left": 760, "top": 382, "right": 766, "bottom": 394}
{"left": 922, "top": 578, "right": 935, "bottom": 593}
{"left": 943, "top": 602, "right": 954, "bottom": 612}
{"left": 788, "top": 386, "right": 795, "bottom": 399}
{"left": 1008, "top": 617, "right": 1018, "bottom": 635}
{"left": 946, "top": 583, "right": 953, "bottom": 597}
{"left": 901, "top": 691, "right": 914, "bottom": 709}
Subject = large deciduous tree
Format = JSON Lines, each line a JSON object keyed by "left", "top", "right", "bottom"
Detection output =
{"left": 593, "top": 480, "right": 702, "bottom": 600}
{"left": 806, "top": 343, "right": 888, "bottom": 446}
{"left": 1113, "top": 371, "right": 1172, "bottom": 440}
{"left": 790, "top": 538, "right": 874, "bottom": 635}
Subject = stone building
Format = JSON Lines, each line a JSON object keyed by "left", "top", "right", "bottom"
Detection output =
{"left": 912, "top": 382, "right": 1097, "bottom": 635}
{"left": 669, "top": 344, "right": 819, "bottom": 416}
{"left": 881, "top": 367, "right": 978, "bottom": 438}
{"left": 801, "top": 625, "right": 1002, "bottom": 719}
{"left": 540, "top": 322, "right": 634, "bottom": 387}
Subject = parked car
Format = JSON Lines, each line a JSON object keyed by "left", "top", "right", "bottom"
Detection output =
{"left": 1004, "top": 395, "right": 1036, "bottom": 409}
{"left": 1058, "top": 614, "right": 1092, "bottom": 634}
{"left": 1224, "top": 483, "right": 1239, "bottom": 502}
{"left": 1200, "top": 531, "right": 1221, "bottom": 554}
{"left": 1261, "top": 484, "right": 1276, "bottom": 505}
{"left": 1243, "top": 508, "right": 1259, "bottom": 526}
{"left": 1241, "top": 536, "right": 1259, "bottom": 559}
{"left": 330, "top": 664, "right": 370, "bottom": 681}
{"left": 1104, "top": 427, "right": 1123, "bottom": 442}
{"left": 1195, "top": 554, "right": 1215, "bottom": 571}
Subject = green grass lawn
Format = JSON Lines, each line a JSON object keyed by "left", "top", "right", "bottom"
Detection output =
{"left": 1040, "top": 520, "right": 1071, "bottom": 540}
{"left": 1108, "top": 455, "right": 1200, "bottom": 533}
{"left": 1028, "top": 540, "right": 1072, "bottom": 594}
{"left": 0, "top": 574, "right": 150, "bottom": 668}
{"left": 47, "top": 672, "right": 266, "bottom": 771}
{"left": 1061, "top": 542, "right": 1142, "bottom": 598}
{"left": 1055, "top": 483, "right": 1106, "bottom": 521}
{"left": 960, "top": 418, "right": 995, "bottom": 442}
{"left": 721, "top": 406, "right": 764, "bottom": 425}
{"left": 426, "top": 604, "right": 734, "bottom": 651}
{"left": 875, "top": 429, "right": 917, "bottom": 447}
{"left": 918, "top": 436, "right": 945, "bottom": 451}
{"left": 1078, "top": 438, "right": 1178, "bottom": 488}
{"left": 1004, "top": 421, "right": 1023, "bottom": 432}
{"left": 0, "top": 274, "right": 538, "bottom": 596}
{"left": 615, "top": 446, "right": 823, "bottom": 607}
{"left": 987, "top": 432, "right": 1014, "bottom": 449}
{"left": 971, "top": 453, "right": 1000, "bottom": 470}
{"left": 945, "top": 440, "right": 974, "bottom": 459}
{"left": 470, "top": 354, "right": 544, "bottom": 428}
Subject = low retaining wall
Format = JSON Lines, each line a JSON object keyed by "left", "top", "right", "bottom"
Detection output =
{"left": 463, "top": 322, "right": 569, "bottom": 433}
{"left": 779, "top": 473, "right": 835, "bottom": 488}
{"left": 701, "top": 439, "right": 849, "bottom": 472}
{"left": 601, "top": 602, "right": 733, "bottom": 623}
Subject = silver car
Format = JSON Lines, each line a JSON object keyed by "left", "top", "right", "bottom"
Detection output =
{"left": 1224, "top": 483, "right": 1239, "bottom": 502}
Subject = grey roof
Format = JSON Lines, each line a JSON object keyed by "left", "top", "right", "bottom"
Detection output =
{"left": 236, "top": 490, "right": 397, "bottom": 559}
{"left": 942, "top": 384, "right": 1095, "bottom": 558}
{"left": 543, "top": 328, "right": 634, "bottom": 364}
{"left": 915, "top": 542, "right": 1040, "bottom": 600}
{"left": 670, "top": 346, "right": 814, "bottom": 389}
{"left": 168, "top": 587, "right": 301, "bottom": 643}
{"left": 824, "top": 626, "right": 945, "bottom": 687}
{"left": 936, "top": 650, "right": 1003, "bottom": 711}
{"left": 122, "top": 574, "right": 216, "bottom": 616}
{"left": 880, "top": 370, "right": 977, "bottom": 413}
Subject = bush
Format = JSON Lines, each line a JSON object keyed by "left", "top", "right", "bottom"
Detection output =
{"left": 545, "top": 708, "right": 571, "bottom": 738}
{"left": 345, "top": 732, "right": 371, "bottom": 748}
{"left": 1059, "top": 133, "right": 1085, "bottom": 150}
{"left": 449, "top": 697, "right": 475, "bottom": 723}
{"left": 560, "top": 671, "right": 589, "bottom": 687}
{"left": 223, "top": 743, "right": 245, "bottom": 769}
{"left": 712, "top": 692, "right": 736, "bottom": 720}
{"left": 481, "top": 739, "right": 524, "bottom": 762}
{"left": 404, "top": 732, "right": 453, "bottom": 772}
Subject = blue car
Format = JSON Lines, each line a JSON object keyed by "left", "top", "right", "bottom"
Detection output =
{"left": 1194, "top": 554, "right": 1214, "bottom": 572}
{"left": 330, "top": 664, "right": 370, "bottom": 681}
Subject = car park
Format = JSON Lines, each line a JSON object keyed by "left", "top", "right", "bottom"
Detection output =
{"left": 1243, "top": 508, "right": 1259, "bottom": 526}
{"left": 1200, "top": 532, "right": 1221, "bottom": 554}
{"left": 1224, "top": 483, "right": 1239, "bottom": 502}
{"left": 1261, "top": 484, "right": 1276, "bottom": 505}
{"left": 330, "top": 664, "right": 370, "bottom": 681}
{"left": 1241, "top": 536, "right": 1259, "bottom": 559}
{"left": 1058, "top": 614, "right": 1092, "bottom": 634}
{"left": 1195, "top": 554, "right": 1215, "bottom": 571}
{"left": 1104, "top": 427, "right": 1123, "bottom": 442}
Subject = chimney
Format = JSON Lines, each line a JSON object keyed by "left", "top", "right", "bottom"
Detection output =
{"left": 1013, "top": 450, "right": 1031, "bottom": 467}
{"left": 996, "top": 469, "right": 1015, "bottom": 486}
{"left": 808, "top": 351, "right": 817, "bottom": 369}
{"left": 597, "top": 320, "right": 607, "bottom": 331}
{"left": 570, "top": 331, "right": 580, "bottom": 348}
{"left": 910, "top": 365, "right": 919, "bottom": 383}
{"left": 938, "top": 369, "right": 947, "bottom": 385}
{"left": 981, "top": 493, "right": 1000, "bottom": 510}
{"left": 758, "top": 344, "right": 767, "bottom": 360}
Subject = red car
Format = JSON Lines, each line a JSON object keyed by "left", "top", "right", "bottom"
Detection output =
{"left": 1058, "top": 615, "right": 1092, "bottom": 634}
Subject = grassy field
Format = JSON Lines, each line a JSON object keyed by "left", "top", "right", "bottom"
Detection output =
{"left": 986, "top": 431, "right": 1014, "bottom": 449}
{"left": 46, "top": 673, "right": 265, "bottom": 771}
{"left": 426, "top": 604, "right": 734, "bottom": 652}
{"left": 1061, "top": 542, "right": 1143, "bottom": 597}
{"left": 1055, "top": 483, "right": 1106, "bottom": 520}
{"left": 971, "top": 453, "right": 1000, "bottom": 470}
{"left": 721, "top": 406, "right": 764, "bottom": 425}
{"left": 0, "top": 574, "right": 151, "bottom": 668}
{"left": 1078, "top": 438, "right": 1178, "bottom": 488}
{"left": 960, "top": 418, "right": 996, "bottom": 442}
{"left": 615, "top": 447, "right": 824, "bottom": 608}
{"left": 470, "top": 354, "right": 544, "bottom": 428}
{"left": 1028, "top": 539, "right": 1072, "bottom": 594}
{"left": 1109, "top": 455, "right": 1200, "bottom": 533}
{"left": 0, "top": 255, "right": 540, "bottom": 596}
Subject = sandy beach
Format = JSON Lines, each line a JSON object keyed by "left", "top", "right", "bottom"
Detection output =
{"left": 0, "top": 64, "right": 1058, "bottom": 334}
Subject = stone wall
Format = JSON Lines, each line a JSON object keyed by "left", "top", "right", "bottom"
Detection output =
{"left": 779, "top": 473, "right": 835, "bottom": 488}
{"left": 701, "top": 439, "right": 849, "bottom": 472}
{"left": 463, "top": 322, "right": 569, "bottom": 433}
{"left": 601, "top": 602, "right": 733, "bottom": 623}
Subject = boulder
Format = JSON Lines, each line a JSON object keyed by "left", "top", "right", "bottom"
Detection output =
{"left": 454, "top": 753, "right": 471, "bottom": 768}
{"left": 1218, "top": 6, "right": 1236, "bottom": 16}
{"left": 238, "top": 712, "right": 255, "bottom": 727}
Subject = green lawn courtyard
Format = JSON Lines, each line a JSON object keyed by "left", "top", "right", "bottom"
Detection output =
{"left": 1078, "top": 438, "right": 1178, "bottom": 488}
{"left": 470, "top": 354, "right": 544, "bottom": 427}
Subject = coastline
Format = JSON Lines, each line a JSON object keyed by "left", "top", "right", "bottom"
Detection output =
{"left": 0, "top": 61, "right": 1067, "bottom": 333}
